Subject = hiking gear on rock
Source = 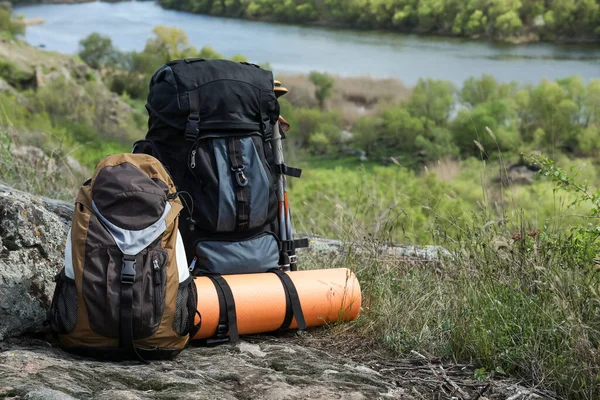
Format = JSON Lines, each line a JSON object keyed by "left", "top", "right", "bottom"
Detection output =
{"left": 192, "top": 268, "right": 361, "bottom": 343}
{"left": 133, "top": 59, "right": 307, "bottom": 275}
{"left": 48, "top": 154, "right": 198, "bottom": 361}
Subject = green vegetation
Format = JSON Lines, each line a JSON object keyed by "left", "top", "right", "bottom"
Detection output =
{"left": 281, "top": 67, "right": 600, "bottom": 399}
{"left": 297, "top": 153, "right": 600, "bottom": 399}
{"left": 78, "top": 26, "right": 249, "bottom": 100}
{"left": 0, "top": 5, "right": 24, "bottom": 41}
{"left": 308, "top": 71, "right": 335, "bottom": 110}
{"left": 158, "top": 0, "right": 600, "bottom": 42}
{"left": 0, "top": 8, "right": 143, "bottom": 196}
{"left": 280, "top": 74, "right": 600, "bottom": 167}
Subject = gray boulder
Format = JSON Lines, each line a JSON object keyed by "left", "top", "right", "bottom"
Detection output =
{"left": 0, "top": 184, "right": 72, "bottom": 341}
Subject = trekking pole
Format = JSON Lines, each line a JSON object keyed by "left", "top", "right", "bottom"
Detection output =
{"left": 273, "top": 80, "right": 295, "bottom": 270}
{"left": 272, "top": 116, "right": 290, "bottom": 270}
{"left": 273, "top": 80, "right": 305, "bottom": 271}
{"left": 278, "top": 117, "right": 299, "bottom": 271}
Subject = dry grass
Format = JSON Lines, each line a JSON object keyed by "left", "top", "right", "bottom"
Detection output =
{"left": 425, "top": 159, "right": 462, "bottom": 182}
{"left": 276, "top": 73, "right": 411, "bottom": 126}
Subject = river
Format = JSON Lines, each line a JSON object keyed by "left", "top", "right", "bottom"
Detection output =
{"left": 15, "top": 1, "right": 600, "bottom": 85}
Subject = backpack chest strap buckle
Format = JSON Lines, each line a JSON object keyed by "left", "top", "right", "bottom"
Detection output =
{"left": 121, "top": 256, "right": 137, "bottom": 284}
{"left": 185, "top": 114, "right": 200, "bottom": 141}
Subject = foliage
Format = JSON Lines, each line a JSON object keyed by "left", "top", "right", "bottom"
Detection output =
{"left": 343, "top": 75, "right": 600, "bottom": 163}
{"left": 0, "top": 8, "right": 25, "bottom": 40}
{"left": 295, "top": 153, "right": 600, "bottom": 399}
{"left": 308, "top": 71, "right": 335, "bottom": 110}
{"left": 78, "top": 33, "right": 116, "bottom": 70}
{"left": 158, "top": 0, "right": 600, "bottom": 42}
{"left": 144, "top": 26, "right": 198, "bottom": 63}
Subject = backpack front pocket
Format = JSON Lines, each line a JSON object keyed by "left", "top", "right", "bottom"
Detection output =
{"left": 193, "top": 231, "right": 280, "bottom": 275}
{"left": 82, "top": 245, "right": 168, "bottom": 340}
{"left": 190, "top": 134, "right": 276, "bottom": 233}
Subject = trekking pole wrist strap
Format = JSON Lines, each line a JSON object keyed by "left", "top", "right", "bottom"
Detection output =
{"left": 275, "top": 163, "right": 302, "bottom": 178}
{"left": 281, "top": 239, "right": 310, "bottom": 252}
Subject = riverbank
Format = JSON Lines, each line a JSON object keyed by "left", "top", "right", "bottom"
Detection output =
{"left": 201, "top": 13, "right": 600, "bottom": 45}
{"left": 157, "top": 0, "right": 600, "bottom": 45}
{"left": 10, "top": 0, "right": 600, "bottom": 44}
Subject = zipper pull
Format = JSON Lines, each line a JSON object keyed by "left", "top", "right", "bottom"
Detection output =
{"left": 189, "top": 256, "right": 197, "bottom": 272}
{"left": 153, "top": 259, "right": 161, "bottom": 285}
{"left": 190, "top": 149, "right": 197, "bottom": 169}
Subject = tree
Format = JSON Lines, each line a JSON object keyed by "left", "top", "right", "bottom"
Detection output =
{"left": 78, "top": 33, "right": 117, "bottom": 70}
{"left": 309, "top": 71, "right": 335, "bottom": 110}
{"left": 198, "top": 45, "right": 223, "bottom": 59}
{"left": 0, "top": 9, "right": 25, "bottom": 39}
{"left": 406, "top": 78, "right": 456, "bottom": 126}
{"left": 451, "top": 100, "right": 517, "bottom": 156}
{"left": 144, "top": 26, "right": 198, "bottom": 63}
{"left": 460, "top": 75, "right": 517, "bottom": 107}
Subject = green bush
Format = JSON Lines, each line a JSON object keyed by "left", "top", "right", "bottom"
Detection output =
{"left": 339, "top": 75, "right": 600, "bottom": 163}
{"left": 308, "top": 71, "right": 335, "bottom": 110}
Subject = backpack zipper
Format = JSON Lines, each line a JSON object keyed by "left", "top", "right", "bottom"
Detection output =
{"left": 153, "top": 257, "right": 162, "bottom": 319}
{"left": 190, "top": 149, "right": 196, "bottom": 169}
{"left": 153, "top": 258, "right": 161, "bottom": 285}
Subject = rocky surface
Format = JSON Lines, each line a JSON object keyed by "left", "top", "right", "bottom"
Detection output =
{"left": 0, "top": 184, "right": 71, "bottom": 341}
{"left": 305, "top": 237, "right": 450, "bottom": 263}
{"left": 0, "top": 334, "right": 551, "bottom": 400}
{"left": 0, "top": 337, "right": 399, "bottom": 400}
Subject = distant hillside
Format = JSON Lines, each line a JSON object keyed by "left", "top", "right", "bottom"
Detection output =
{"left": 0, "top": 38, "right": 145, "bottom": 198}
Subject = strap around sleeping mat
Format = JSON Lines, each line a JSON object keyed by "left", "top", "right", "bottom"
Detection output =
{"left": 269, "top": 269, "right": 307, "bottom": 331}
{"left": 206, "top": 275, "right": 239, "bottom": 344}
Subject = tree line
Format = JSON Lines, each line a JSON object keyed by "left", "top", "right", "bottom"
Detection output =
{"left": 157, "top": 0, "right": 600, "bottom": 42}
{"left": 282, "top": 74, "right": 600, "bottom": 164}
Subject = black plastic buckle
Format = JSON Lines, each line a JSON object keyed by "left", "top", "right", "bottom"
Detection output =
{"left": 281, "top": 240, "right": 294, "bottom": 252}
{"left": 276, "top": 163, "right": 288, "bottom": 175}
{"left": 201, "top": 324, "right": 230, "bottom": 346}
{"left": 216, "top": 324, "right": 228, "bottom": 336}
{"left": 204, "top": 337, "right": 231, "bottom": 346}
{"left": 232, "top": 166, "right": 249, "bottom": 187}
{"left": 185, "top": 115, "right": 200, "bottom": 141}
{"left": 121, "top": 258, "right": 136, "bottom": 284}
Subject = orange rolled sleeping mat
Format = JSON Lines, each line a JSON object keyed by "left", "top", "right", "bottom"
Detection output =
{"left": 192, "top": 268, "right": 361, "bottom": 341}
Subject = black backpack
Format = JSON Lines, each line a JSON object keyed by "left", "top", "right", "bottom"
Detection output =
{"left": 133, "top": 59, "right": 307, "bottom": 275}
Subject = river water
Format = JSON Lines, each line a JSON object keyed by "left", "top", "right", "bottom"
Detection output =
{"left": 15, "top": 1, "right": 600, "bottom": 85}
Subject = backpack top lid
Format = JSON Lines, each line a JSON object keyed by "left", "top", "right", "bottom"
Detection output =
{"left": 87, "top": 154, "right": 181, "bottom": 256}
{"left": 146, "top": 59, "right": 280, "bottom": 136}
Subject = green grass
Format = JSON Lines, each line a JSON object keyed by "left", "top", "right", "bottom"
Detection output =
{"left": 295, "top": 154, "right": 600, "bottom": 399}
{"left": 290, "top": 155, "right": 598, "bottom": 245}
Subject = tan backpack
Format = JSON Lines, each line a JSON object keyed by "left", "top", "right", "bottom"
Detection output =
{"left": 48, "top": 154, "right": 198, "bottom": 360}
